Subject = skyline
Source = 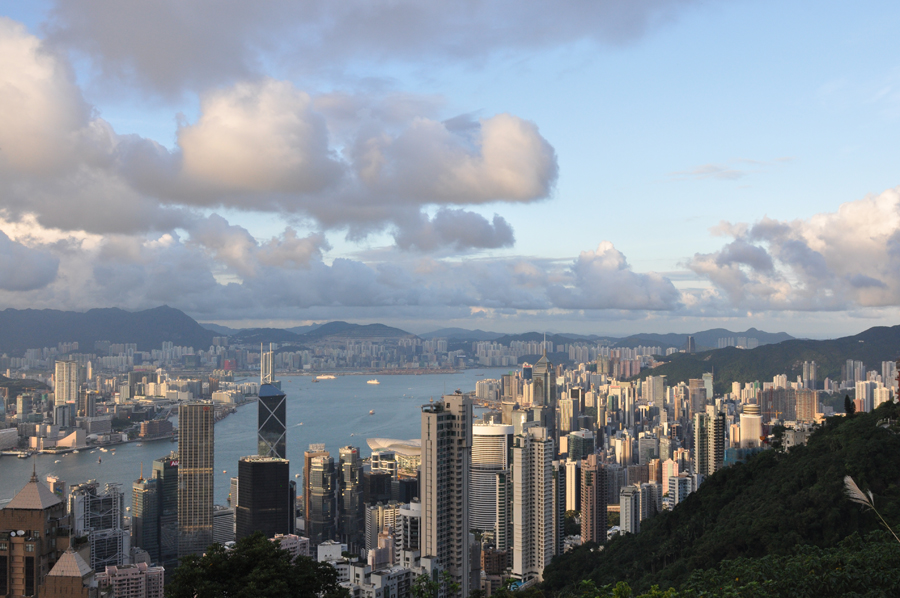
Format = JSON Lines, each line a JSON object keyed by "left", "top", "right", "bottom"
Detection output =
{"left": 1, "top": 1, "right": 900, "bottom": 337}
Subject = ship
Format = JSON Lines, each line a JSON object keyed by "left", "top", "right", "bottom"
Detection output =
{"left": 367, "top": 379, "right": 380, "bottom": 385}
{"left": 315, "top": 375, "right": 336, "bottom": 381}
{"left": 369, "top": 410, "right": 375, "bottom": 415}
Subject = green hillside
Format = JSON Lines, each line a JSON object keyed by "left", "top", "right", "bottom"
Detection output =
{"left": 634, "top": 324, "right": 900, "bottom": 393}
{"left": 542, "top": 404, "right": 900, "bottom": 593}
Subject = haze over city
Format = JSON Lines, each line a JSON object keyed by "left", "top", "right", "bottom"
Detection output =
{"left": 1, "top": 2, "right": 899, "bottom": 336}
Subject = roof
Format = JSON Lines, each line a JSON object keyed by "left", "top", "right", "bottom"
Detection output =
{"left": 48, "top": 548, "right": 93, "bottom": 578}
{"left": 259, "top": 383, "right": 286, "bottom": 399}
{"left": 5, "top": 473, "right": 62, "bottom": 510}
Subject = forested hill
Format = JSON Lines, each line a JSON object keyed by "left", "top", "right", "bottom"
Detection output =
{"left": 634, "top": 324, "right": 900, "bottom": 393}
{"left": 541, "top": 403, "right": 900, "bottom": 593}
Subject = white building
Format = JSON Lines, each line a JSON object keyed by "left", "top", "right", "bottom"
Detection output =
{"left": 511, "top": 426, "right": 556, "bottom": 582}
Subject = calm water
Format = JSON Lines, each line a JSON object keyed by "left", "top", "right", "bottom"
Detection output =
{"left": 0, "top": 369, "right": 503, "bottom": 505}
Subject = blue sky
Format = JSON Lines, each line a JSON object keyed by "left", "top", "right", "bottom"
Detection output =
{"left": 0, "top": 0, "right": 899, "bottom": 337}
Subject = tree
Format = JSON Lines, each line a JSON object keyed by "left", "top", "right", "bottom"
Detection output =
{"left": 844, "top": 394, "right": 856, "bottom": 416}
{"left": 411, "top": 571, "right": 461, "bottom": 598}
{"left": 165, "top": 533, "right": 350, "bottom": 598}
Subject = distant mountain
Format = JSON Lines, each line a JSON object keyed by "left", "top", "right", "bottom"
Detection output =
{"left": 285, "top": 324, "right": 324, "bottom": 335}
{"left": 299, "top": 321, "right": 414, "bottom": 342}
{"left": 229, "top": 328, "right": 305, "bottom": 345}
{"left": 420, "top": 328, "right": 505, "bottom": 341}
{"left": 0, "top": 306, "right": 215, "bottom": 355}
{"left": 200, "top": 323, "right": 241, "bottom": 335}
{"left": 635, "top": 324, "right": 900, "bottom": 393}
{"left": 491, "top": 332, "right": 609, "bottom": 346}
{"left": 614, "top": 328, "right": 794, "bottom": 350}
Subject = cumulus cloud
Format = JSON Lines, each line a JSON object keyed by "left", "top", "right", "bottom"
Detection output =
{"left": 0, "top": 24, "right": 556, "bottom": 250}
{"left": 44, "top": 0, "right": 704, "bottom": 97}
{"left": 548, "top": 242, "right": 682, "bottom": 310}
{"left": 687, "top": 187, "right": 900, "bottom": 310}
{"left": 0, "top": 230, "right": 60, "bottom": 291}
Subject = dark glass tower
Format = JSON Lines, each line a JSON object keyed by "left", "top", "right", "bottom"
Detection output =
{"left": 339, "top": 446, "right": 364, "bottom": 551}
{"left": 235, "top": 456, "right": 294, "bottom": 540}
{"left": 132, "top": 467, "right": 160, "bottom": 563}
{"left": 258, "top": 383, "right": 287, "bottom": 459}
{"left": 307, "top": 454, "right": 337, "bottom": 546}
{"left": 152, "top": 453, "right": 178, "bottom": 569}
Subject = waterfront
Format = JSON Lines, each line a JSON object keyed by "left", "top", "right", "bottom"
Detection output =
{"left": 0, "top": 368, "right": 504, "bottom": 506}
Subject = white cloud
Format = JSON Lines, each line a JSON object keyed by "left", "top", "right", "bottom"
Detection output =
{"left": 0, "top": 230, "right": 59, "bottom": 291}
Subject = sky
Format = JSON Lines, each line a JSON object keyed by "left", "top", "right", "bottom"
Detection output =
{"left": 1, "top": 0, "right": 899, "bottom": 338}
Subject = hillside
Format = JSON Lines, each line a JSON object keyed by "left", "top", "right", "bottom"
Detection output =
{"left": 614, "top": 327, "right": 794, "bottom": 350}
{"left": 420, "top": 328, "right": 505, "bottom": 341}
{"left": 542, "top": 404, "right": 900, "bottom": 592}
{"left": 229, "top": 328, "right": 305, "bottom": 345}
{"left": 299, "top": 321, "right": 414, "bottom": 342}
{"left": 634, "top": 324, "right": 900, "bottom": 392}
{"left": 0, "top": 306, "right": 214, "bottom": 355}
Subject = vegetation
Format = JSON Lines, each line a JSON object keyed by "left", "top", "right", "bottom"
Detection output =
{"left": 543, "top": 403, "right": 900, "bottom": 593}
{"left": 165, "top": 533, "right": 349, "bottom": 598}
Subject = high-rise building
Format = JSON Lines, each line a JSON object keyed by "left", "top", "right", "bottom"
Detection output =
{"left": 567, "top": 429, "right": 594, "bottom": 462}
{"left": 55, "top": 360, "right": 80, "bottom": 407}
{"left": 685, "top": 336, "right": 695, "bottom": 354}
{"left": 693, "top": 405, "right": 725, "bottom": 480}
{"left": 580, "top": 454, "right": 607, "bottom": 545}
{"left": 645, "top": 376, "right": 666, "bottom": 413}
{"left": 688, "top": 379, "right": 706, "bottom": 419}
{"left": 177, "top": 402, "right": 214, "bottom": 558}
{"left": 532, "top": 351, "right": 557, "bottom": 428}
{"left": 70, "top": 482, "right": 128, "bottom": 572}
{"left": 260, "top": 343, "right": 275, "bottom": 385}
{"left": 0, "top": 472, "right": 70, "bottom": 597}
{"left": 339, "top": 446, "right": 364, "bottom": 551}
{"left": 236, "top": 455, "right": 293, "bottom": 541}
{"left": 151, "top": 453, "right": 178, "bottom": 569}
{"left": 258, "top": 383, "right": 287, "bottom": 459}
{"left": 470, "top": 424, "right": 513, "bottom": 540}
{"left": 802, "top": 361, "right": 818, "bottom": 390}
{"left": 668, "top": 474, "right": 692, "bottom": 507}
{"left": 619, "top": 486, "right": 641, "bottom": 534}
{"left": 511, "top": 426, "right": 556, "bottom": 582}
{"left": 96, "top": 562, "right": 165, "bottom": 598}
{"left": 421, "top": 392, "right": 473, "bottom": 596}
{"left": 307, "top": 453, "right": 337, "bottom": 546}
{"left": 304, "top": 443, "right": 329, "bottom": 528}
{"left": 132, "top": 466, "right": 159, "bottom": 563}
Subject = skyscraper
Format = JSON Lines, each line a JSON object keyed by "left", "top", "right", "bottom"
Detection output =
{"left": 235, "top": 455, "right": 293, "bottom": 541}
{"left": 619, "top": 485, "right": 641, "bottom": 534}
{"left": 132, "top": 465, "right": 160, "bottom": 563}
{"left": 258, "top": 383, "right": 287, "bottom": 459}
{"left": 580, "top": 454, "right": 607, "bottom": 545}
{"left": 304, "top": 443, "right": 329, "bottom": 532}
{"left": 55, "top": 360, "right": 80, "bottom": 407}
{"left": 338, "top": 446, "right": 364, "bottom": 551}
{"left": 511, "top": 426, "right": 556, "bottom": 582}
{"left": 693, "top": 405, "right": 725, "bottom": 480}
{"left": 260, "top": 343, "right": 275, "bottom": 385}
{"left": 151, "top": 453, "right": 178, "bottom": 569}
{"left": 307, "top": 453, "right": 337, "bottom": 546}
{"left": 567, "top": 429, "right": 594, "bottom": 462}
{"left": 177, "top": 402, "right": 214, "bottom": 558}
{"left": 70, "top": 482, "right": 127, "bottom": 572}
{"left": 471, "top": 423, "right": 513, "bottom": 541}
{"left": 421, "top": 392, "right": 473, "bottom": 596}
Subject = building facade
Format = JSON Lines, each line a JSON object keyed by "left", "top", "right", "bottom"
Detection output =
{"left": 177, "top": 403, "right": 214, "bottom": 558}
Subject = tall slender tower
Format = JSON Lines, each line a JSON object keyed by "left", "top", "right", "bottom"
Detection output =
{"left": 152, "top": 453, "right": 178, "bottom": 569}
{"left": 304, "top": 443, "right": 328, "bottom": 531}
{"left": 580, "top": 454, "right": 607, "bottom": 545}
{"left": 177, "top": 402, "right": 214, "bottom": 558}
{"left": 260, "top": 343, "right": 275, "bottom": 385}
{"left": 258, "top": 383, "right": 287, "bottom": 459}
{"left": 338, "top": 446, "right": 364, "bottom": 551}
{"left": 307, "top": 454, "right": 337, "bottom": 546}
{"left": 54, "top": 360, "right": 80, "bottom": 406}
{"left": 132, "top": 464, "right": 160, "bottom": 563}
{"left": 421, "top": 392, "right": 473, "bottom": 597}
{"left": 471, "top": 424, "right": 513, "bottom": 542}
{"left": 511, "top": 426, "right": 556, "bottom": 582}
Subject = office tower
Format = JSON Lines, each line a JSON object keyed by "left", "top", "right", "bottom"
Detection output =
{"left": 640, "top": 482, "right": 662, "bottom": 519}
{"left": 55, "top": 360, "right": 80, "bottom": 407}
{"left": 471, "top": 424, "right": 513, "bottom": 540}
{"left": 70, "top": 482, "right": 128, "bottom": 572}
{"left": 693, "top": 406, "right": 725, "bottom": 480}
{"left": 260, "top": 343, "right": 275, "bottom": 384}
{"left": 619, "top": 486, "right": 641, "bottom": 534}
{"left": 177, "top": 402, "right": 215, "bottom": 558}
{"left": 258, "top": 383, "right": 287, "bottom": 459}
{"left": 151, "top": 454, "right": 178, "bottom": 569}
{"left": 558, "top": 397, "right": 576, "bottom": 434}
{"left": 362, "top": 471, "right": 393, "bottom": 506}
{"left": 645, "top": 375, "right": 666, "bottom": 413}
{"left": 236, "top": 455, "right": 293, "bottom": 540}
{"left": 688, "top": 379, "right": 706, "bottom": 418}
{"left": 883, "top": 360, "right": 898, "bottom": 390}
{"left": 132, "top": 466, "right": 160, "bottom": 563}
{"left": 0, "top": 472, "right": 69, "bottom": 598}
{"left": 213, "top": 507, "right": 235, "bottom": 545}
{"left": 856, "top": 381, "right": 877, "bottom": 413}
{"left": 702, "top": 373, "right": 714, "bottom": 402}
{"left": 685, "top": 336, "right": 695, "bottom": 354}
{"left": 307, "top": 454, "right": 337, "bottom": 546}
{"left": 304, "top": 444, "right": 329, "bottom": 527}
{"left": 532, "top": 351, "right": 557, "bottom": 435}
{"left": 567, "top": 429, "right": 594, "bottom": 462}
{"left": 802, "top": 361, "right": 818, "bottom": 390}
{"left": 421, "top": 392, "right": 473, "bottom": 596}
{"left": 16, "top": 393, "right": 32, "bottom": 418}
{"left": 668, "top": 474, "right": 693, "bottom": 507}
{"left": 339, "top": 446, "right": 364, "bottom": 550}
{"left": 580, "top": 454, "right": 607, "bottom": 545}
{"left": 511, "top": 426, "right": 555, "bottom": 582}
{"left": 637, "top": 436, "right": 658, "bottom": 465}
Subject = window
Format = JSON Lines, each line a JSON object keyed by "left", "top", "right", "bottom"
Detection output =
{"left": 25, "top": 544, "right": 34, "bottom": 552}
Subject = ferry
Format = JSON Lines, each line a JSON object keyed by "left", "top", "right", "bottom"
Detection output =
{"left": 17, "top": 451, "right": 33, "bottom": 459}
{"left": 367, "top": 379, "right": 380, "bottom": 385}
{"left": 315, "top": 375, "right": 336, "bottom": 381}
{"left": 369, "top": 410, "right": 375, "bottom": 415}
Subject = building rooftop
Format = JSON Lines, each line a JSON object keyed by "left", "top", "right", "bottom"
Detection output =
{"left": 48, "top": 548, "right": 93, "bottom": 578}
{"left": 5, "top": 472, "right": 62, "bottom": 511}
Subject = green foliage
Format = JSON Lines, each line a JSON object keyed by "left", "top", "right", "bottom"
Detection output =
{"left": 542, "top": 404, "right": 900, "bottom": 593}
{"left": 411, "top": 571, "right": 461, "bottom": 598}
{"left": 565, "top": 510, "right": 581, "bottom": 537}
{"left": 165, "top": 533, "right": 349, "bottom": 598}
{"left": 607, "top": 511, "right": 620, "bottom": 528}
{"left": 844, "top": 394, "right": 856, "bottom": 416}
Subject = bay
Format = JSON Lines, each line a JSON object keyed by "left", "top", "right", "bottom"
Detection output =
{"left": 0, "top": 368, "right": 504, "bottom": 506}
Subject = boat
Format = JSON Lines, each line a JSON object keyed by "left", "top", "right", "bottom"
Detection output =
{"left": 294, "top": 473, "right": 300, "bottom": 478}
{"left": 54, "top": 460, "right": 61, "bottom": 463}
{"left": 369, "top": 410, "right": 375, "bottom": 415}
{"left": 99, "top": 448, "right": 108, "bottom": 453}
{"left": 17, "top": 451, "right": 32, "bottom": 459}
{"left": 98, "top": 457, "right": 102, "bottom": 464}
{"left": 136, "top": 443, "right": 143, "bottom": 447}
{"left": 315, "top": 375, "right": 336, "bottom": 381}
{"left": 73, "top": 450, "right": 80, "bottom": 454}
{"left": 367, "top": 379, "right": 380, "bottom": 385}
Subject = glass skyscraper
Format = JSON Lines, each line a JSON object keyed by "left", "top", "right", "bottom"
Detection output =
{"left": 177, "top": 402, "right": 214, "bottom": 558}
{"left": 258, "top": 383, "right": 287, "bottom": 459}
